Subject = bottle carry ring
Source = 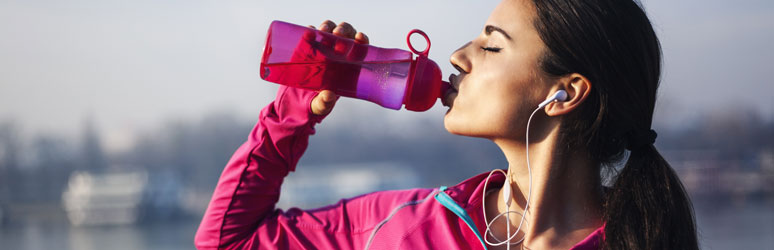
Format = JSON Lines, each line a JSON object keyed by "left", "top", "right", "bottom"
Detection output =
{"left": 407, "top": 29, "right": 431, "bottom": 57}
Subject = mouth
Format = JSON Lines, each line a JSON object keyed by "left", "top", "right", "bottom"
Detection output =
{"left": 442, "top": 74, "right": 460, "bottom": 108}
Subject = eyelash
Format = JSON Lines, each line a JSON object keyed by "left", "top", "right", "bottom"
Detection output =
{"left": 481, "top": 46, "right": 502, "bottom": 53}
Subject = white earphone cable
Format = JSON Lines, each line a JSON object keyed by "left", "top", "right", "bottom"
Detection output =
{"left": 481, "top": 106, "right": 541, "bottom": 248}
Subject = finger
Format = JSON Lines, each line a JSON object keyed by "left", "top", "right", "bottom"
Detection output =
{"left": 319, "top": 20, "right": 336, "bottom": 33}
{"left": 311, "top": 90, "right": 339, "bottom": 115}
{"left": 355, "top": 32, "right": 369, "bottom": 45}
{"left": 320, "top": 90, "right": 339, "bottom": 103}
{"left": 317, "top": 20, "right": 337, "bottom": 49}
{"left": 332, "top": 22, "right": 356, "bottom": 39}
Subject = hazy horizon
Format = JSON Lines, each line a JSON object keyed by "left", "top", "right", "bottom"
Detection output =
{"left": 1, "top": 0, "right": 772, "bottom": 153}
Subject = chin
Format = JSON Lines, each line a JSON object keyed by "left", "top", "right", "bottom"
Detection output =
{"left": 443, "top": 119, "right": 461, "bottom": 135}
{"left": 443, "top": 111, "right": 483, "bottom": 137}
{"left": 444, "top": 109, "right": 514, "bottom": 140}
{"left": 443, "top": 111, "right": 463, "bottom": 135}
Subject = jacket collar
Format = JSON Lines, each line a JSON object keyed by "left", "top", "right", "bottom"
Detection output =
{"left": 444, "top": 169, "right": 507, "bottom": 210}
{"left": 441, "top": 170, "right": 605, "bottom": 250}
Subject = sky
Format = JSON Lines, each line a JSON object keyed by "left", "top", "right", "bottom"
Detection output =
{"left": 0, "top": 0, "right": 772, "bottom": 152}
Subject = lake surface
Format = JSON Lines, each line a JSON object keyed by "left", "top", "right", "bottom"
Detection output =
{"left": 694, "top": 200, "right": 774, "bottom": 249}
{"left": 1, "top": 200, "right": 771, "bottom": 249}
{"left": 0, "top": 220, "right": 199, "bottom": 250}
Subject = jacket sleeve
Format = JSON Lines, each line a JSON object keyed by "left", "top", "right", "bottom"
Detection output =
{"left": 193, "top": 86, "right": 435, "bottom": 250}
{"left": 194, "top": 86, "right": 329, "bottom": 249}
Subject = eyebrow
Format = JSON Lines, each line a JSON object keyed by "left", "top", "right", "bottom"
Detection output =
{"left": 485, "top": 25, "right": 512, "bottom": 40}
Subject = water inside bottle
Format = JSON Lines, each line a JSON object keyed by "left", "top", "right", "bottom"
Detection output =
{"left": 260, "top": 24, "right": 415, "bottom": 110}
{"left": 261, "top": 59, "right": 412, "bottom": 110}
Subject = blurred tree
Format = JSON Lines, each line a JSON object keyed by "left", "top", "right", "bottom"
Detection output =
{"left": 31, "top": 135, "right": 76, "bottom": 202}
{"left": 659, "top": 106, "right": 773, "bottom": 170}
{"left": 0, "top": 122, "right": 21, "bottom": 206}
{"left": 80, "top": 117, "right": 107, "bottom": 171}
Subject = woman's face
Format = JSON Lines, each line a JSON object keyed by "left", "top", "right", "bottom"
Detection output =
{"left": 444, "top": 0, "right": 553, "bottom": 139}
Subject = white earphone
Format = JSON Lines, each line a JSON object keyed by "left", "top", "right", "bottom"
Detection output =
{"left": 502, "top": 89, "right": 567, "bottom": 205}
{"left": 485, "top": 89, "right": 569, "bottom": 249}
{"left": 537, "top": 90, "right": 569, "bottom": 109}
{"left": 366, "top": 90, "right": 571, "bottom": 250}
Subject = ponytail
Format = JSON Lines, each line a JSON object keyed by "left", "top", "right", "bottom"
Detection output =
{"left": 603, "top": 144, "right": 699, "bottom": 250}
{"left": 530, "top": 0, "right": 700, "bottom": 248}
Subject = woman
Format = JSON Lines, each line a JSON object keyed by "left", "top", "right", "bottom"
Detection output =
{"left": 195, "top": 0, "right": 699, "bottom": 249}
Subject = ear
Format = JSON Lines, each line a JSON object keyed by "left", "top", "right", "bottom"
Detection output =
{"left": 544, "top": 73, "right": 592, "bottom": 116}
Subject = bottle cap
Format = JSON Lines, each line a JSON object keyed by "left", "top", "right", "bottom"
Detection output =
{"left": 404, "top": 29, "right": 444, "bottom": 112}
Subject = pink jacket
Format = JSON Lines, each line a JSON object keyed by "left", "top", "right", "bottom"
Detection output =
{"left": 194, "top": 86, "right": 604, "bottom": 249}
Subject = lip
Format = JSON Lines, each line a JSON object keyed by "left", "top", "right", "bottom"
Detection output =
{"left": 442, "top": 89, "right": 457, "bottom": 108}
{"left": 449, "top": 74, "right": 460, "bottom": 91}
{"left": 442, "top": 74, "right": 459, "bottom": 108}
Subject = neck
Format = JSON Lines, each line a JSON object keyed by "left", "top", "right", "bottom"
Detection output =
{"left": 486, "top": 126, "right": 604, "bottom": 249}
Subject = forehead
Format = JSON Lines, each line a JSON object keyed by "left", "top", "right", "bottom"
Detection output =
{"left": 486, "top": 0, "right": 538, "bottom": 37}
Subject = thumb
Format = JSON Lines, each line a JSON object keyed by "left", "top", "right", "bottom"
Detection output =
{"left": 311, "top": 90, "right": 339, "bottom": 116}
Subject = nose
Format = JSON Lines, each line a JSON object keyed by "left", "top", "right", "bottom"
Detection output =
{"left": 450, "top": 42, "right": 472, "bottom": 74}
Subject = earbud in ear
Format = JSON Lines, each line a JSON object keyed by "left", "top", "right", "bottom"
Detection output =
{"left": 537, "top": 90, "right": 568, "bottom": 109}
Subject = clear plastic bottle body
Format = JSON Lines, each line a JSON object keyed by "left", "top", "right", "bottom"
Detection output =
{"left": 260, "top": 21, "right": 414, "bottom": 109}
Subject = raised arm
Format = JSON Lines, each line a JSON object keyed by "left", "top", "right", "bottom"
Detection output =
{"left": 194, "top": 85, "right": 326, "bottom": 249}
{"left": 195, "top": 20, "right": 371, "bottom": 250}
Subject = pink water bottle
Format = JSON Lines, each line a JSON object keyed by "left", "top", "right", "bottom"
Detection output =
{"left": 260, "top": 20, "right": 449, "bottom": 112}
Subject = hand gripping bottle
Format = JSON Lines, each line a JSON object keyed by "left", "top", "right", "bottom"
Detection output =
{"left": 260, "top": 20, "right": 449, "bottom": 111}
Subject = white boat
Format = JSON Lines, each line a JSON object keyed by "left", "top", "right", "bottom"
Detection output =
{"left": 61, "top": 170, "right": 147, "bottom": 226}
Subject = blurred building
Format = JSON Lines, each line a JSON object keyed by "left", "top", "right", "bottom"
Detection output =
{"left": 666, "top": 149, "right": 774, "bottom": 201}
{"left": 62, "top": 170, "right": 148, "bottom": 226}
{"left": 61, "top": 168, "right": 184, "bottom": 226}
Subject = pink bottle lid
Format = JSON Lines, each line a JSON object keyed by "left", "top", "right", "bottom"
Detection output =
{"left": 403, "top": 29, "right": 450, "bottom": 112}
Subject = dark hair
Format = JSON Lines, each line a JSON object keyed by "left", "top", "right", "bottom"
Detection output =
{"left": 530, "top": 0, "right": 699, "bottom": 249}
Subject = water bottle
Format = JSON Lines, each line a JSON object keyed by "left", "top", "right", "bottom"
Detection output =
{"left": 260, "top": 20, "right": 449, "bottom": 112}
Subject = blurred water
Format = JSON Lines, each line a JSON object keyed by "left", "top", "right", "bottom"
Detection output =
{"left": 0, "top": 220, "right": 198, "bottom": 250}
{"left": 0, "top": 200, "right": 772, "bottom": 249}
{"left": 696, "top": 200, "right": 774, "bottom": 250}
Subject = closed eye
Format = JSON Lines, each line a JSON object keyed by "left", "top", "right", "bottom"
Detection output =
{"left": 481, "top": 46, "right": 502, "bottom": 53}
